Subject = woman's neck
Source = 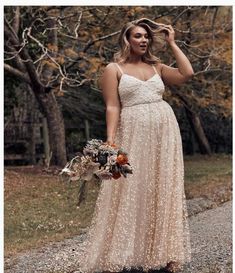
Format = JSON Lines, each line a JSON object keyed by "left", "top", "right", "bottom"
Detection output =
{"left": 126, "top": 53, "right": 143, "bottom": 64}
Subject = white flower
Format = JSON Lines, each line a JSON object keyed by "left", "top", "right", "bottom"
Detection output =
{"left": 108, "top": 155, "right": 117, "bottom": 165}
{"left": 60, "top": 167, "right": 73, "bottom": 175}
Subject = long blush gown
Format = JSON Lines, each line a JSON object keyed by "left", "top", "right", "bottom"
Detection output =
{"left": 78, "top": 62, "right": 192, "bottom": 273}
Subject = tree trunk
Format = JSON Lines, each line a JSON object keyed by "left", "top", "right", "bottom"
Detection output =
{"left": 34, "top": 90, "right": 67, "bottom": 166}
{"left": 180, "top": 8, "right": 211, "bottom": 154}
{"left": 184, "top": 107, "right": 212, "bottom": 155}
{"left": 4, "top": 11, "right": 67, "bottom": 167}
{"left": 173, "top": 88, "right": 212, "bottom": 155}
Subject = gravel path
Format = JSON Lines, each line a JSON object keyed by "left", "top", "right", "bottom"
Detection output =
{"left": 4, "top": 200, "right": 232, "bottom": 273}
{"left": 179, "top": 201, "right": 232, "bottom": 273}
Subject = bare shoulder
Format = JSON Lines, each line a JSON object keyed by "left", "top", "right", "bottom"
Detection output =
{"left": 104, "top": 62, "right": 118, "bottom": 78}
{"left": 103, "top": 62, "right": 121, "bottom": 80}
{"left": 100, "top": 63, "right": 119, "bottom": 89}
{"left": 153, "top": 62, "right": 164, "bottom": 77}
{"left": 104, "top": 62, "right": 118, "bottom": 72}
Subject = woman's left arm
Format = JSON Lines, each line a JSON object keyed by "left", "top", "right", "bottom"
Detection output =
{"left": 158, "top": 24, "right": 195, "bottom": 86}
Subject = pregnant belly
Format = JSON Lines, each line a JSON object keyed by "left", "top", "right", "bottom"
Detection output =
{"left": 119, "top": 100, "right": 177, "bottom": 130}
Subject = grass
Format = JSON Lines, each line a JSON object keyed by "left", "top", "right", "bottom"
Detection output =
{"left": 4, "top": 153, "right": 232, "bottom": 258}
{"left": 4, "top": 167, "right": 99, "bottom": 257}
{"left": 184, "top": 153, "right": 232, "bottom": 204}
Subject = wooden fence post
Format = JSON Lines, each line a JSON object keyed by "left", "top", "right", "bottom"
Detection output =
{"left": 84, "top": 119, "right": 90, "bottom": 141}
{"left": 42, "top": 117, "right": 51, "bottom": 166}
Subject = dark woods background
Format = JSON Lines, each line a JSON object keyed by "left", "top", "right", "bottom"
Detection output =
{"left": 4, "top": 6, "right": 232, "bottom": 166}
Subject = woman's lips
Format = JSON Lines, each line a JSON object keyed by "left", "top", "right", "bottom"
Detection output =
{"left": 140, "top": 45, "right": 147, "bottom": 49}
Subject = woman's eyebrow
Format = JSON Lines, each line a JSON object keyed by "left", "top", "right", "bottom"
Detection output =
{"left": 134, "top": 32, "right": 148, "bottom": 35}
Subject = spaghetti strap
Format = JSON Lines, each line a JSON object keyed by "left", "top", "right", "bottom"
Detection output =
{"left": 152, "top": 64, "right": 158, "bottom": 74}
{"left": 115, "top": 63, "right": 124, "bottom": 75}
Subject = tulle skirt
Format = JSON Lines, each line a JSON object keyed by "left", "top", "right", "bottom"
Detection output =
{"left": 78, "top": 100, "right": 191, "bottom": 273}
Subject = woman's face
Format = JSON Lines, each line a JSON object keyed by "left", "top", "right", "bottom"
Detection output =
{"left": 127, "top": 26, "right": 149, "bottom": 56}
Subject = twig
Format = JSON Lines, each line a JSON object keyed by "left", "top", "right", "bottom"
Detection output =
{"left": 83, "top": 30, "right": 121, "bottom": 53}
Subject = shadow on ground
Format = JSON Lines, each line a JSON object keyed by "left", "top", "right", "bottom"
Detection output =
{"left": 118, "top": 267, "right": 171, "bottom": 273}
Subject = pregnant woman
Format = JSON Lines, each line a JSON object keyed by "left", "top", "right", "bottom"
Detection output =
{"left": 78, "top": 17, "right": 194, "bottom": 273}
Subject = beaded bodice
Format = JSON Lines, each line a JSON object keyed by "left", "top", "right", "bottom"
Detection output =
{"left": 116, "top": 64, "right": 165, "bottom": 108}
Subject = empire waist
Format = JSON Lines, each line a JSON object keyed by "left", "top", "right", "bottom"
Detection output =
{"left": 121, "top": 98, "right": 163, "bottom": 108}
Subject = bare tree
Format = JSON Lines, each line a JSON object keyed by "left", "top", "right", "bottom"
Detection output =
{"left": 4, "top": 6, "right": 232, "bottom": 163}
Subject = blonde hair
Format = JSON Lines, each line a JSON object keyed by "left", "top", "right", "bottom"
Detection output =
{"left": 113, "top": 18, "right": 164, "bottom": 64}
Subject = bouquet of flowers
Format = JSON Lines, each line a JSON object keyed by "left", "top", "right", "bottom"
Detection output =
{"left": 60, "top": 139, "right": 133, "bottom": 206}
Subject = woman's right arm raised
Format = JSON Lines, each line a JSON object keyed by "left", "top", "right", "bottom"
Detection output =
{"left": 100, "top": 63, "right": 121, "bottom": 145}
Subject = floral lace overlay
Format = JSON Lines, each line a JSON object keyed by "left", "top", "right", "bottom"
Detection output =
{"left": 77, "top": 65, "right": 192, "bottom": 273}
{"left": 118, "top": 73, "right": 164, "bottom": 108}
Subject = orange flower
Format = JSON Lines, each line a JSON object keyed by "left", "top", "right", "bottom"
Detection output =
{"left": 111, "top": 143, "right": 118, "bottom": 148}
{"left": 112, "top": 172, "right": 121, "bottom": 179}
{"left": 104, "top": 141, "right": 117, "bottom": 148}
{"left": 116, "top": 154, "right": 128, "bottom": 165}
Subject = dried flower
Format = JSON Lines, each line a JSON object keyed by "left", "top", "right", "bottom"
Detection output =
{"left": 116, "top": 153, "right": 129, "bottom": 165}
{"left": 60, "top": 139, "right": 133, "bottom": 206}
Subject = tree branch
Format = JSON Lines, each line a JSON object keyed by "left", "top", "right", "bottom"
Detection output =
{"left": 66, "top": 29, "right": 121, "bottom": 71}
{"left": 83, "top": 30, "right": 121, "bottom": 53}
{"left": 4, "top": 16, "right": 19, "bottom": 42}
{"left": 13, "top": 6, "right": 20, "bottom": 35}
{"left": 4, "top": 63, "right": 31, "bottom": 83}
